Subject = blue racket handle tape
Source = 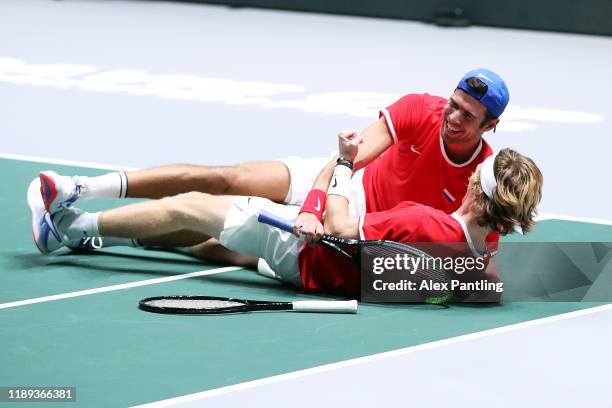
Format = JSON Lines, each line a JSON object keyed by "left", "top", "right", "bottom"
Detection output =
{"left": 257, "top": 210, "right": 295, "bottom": 233}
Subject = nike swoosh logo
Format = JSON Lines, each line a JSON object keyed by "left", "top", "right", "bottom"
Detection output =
{"left": 410, "top": 145, "right": 421, "bottom": 154}
{"left": 314, "top": 197, "right": 321, "bottom": 211}
{"left": 331, "top": 177, "right": 337, "bottom": 188}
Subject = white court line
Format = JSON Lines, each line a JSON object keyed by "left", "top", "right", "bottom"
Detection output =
{"left": 535, "top": 213, "right": 612, "bottom": 226}
{"left": 0, "top": 152, "right": 135, "bottom": 171}
{"left": 2, "top": 151, "right": 612, "bottom": 226}
{"left": 0, "top": 266, "right": 242, "bottom": 310}
{"left": 133, "top": 302, "right": 612, "bottom": 408}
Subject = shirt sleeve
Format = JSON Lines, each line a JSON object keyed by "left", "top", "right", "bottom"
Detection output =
{"left": 360, "top": 202, "right": 422, "bottom": 241}
{"left": 379, "top": 94, "right": 426, "bottom": 145}
{"left": 485, "top": 232, "right": 500, "bottom": 255}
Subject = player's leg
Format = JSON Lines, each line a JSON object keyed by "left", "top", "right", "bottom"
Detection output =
{"left": 136, "top": 230, "right": 211, "bottom": 247}
{"left": 39, "top": 156, "right": 330, "bottom": 212}
{"left": 39, "top": 161, "right": 290, "bottom": 213}
{"left": 95, "top": 192, "right": 231, "bottom": 240}
{"left": 137, "top": 233, "right": 259, "bottom": 268}
{"left": 51, "top": 193, "right": 302, "bottom": 286}
{"left": 126, "top": 161, "right": 291, "bottom": 200}
{"left": 46, "top": 192, "right": 231, "bottom": 253}
{"left": 188, "top": 239, "right": 259, "bottom": 268}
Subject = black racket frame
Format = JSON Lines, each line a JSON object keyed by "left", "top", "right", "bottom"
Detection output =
{"left": 139, "top": 295, "right": 294, "bottom": 315}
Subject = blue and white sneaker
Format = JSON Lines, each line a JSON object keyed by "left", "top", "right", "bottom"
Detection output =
{"left": 39, "top": 170, "right": 81, "bottom": 213}
{"left": 28, "top": 178, "right": 64, "bottom": 254}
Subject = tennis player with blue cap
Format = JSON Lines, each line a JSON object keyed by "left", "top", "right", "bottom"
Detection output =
{"left": 30, "top": 69, "right": 513, "bottom": 283}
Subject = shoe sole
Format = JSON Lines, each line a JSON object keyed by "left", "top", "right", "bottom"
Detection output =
{"left": 39, "top": 171, "right": 58, "bottom": 212}
{"left": 27, "top": 178, "right": 62, "bottom": 254}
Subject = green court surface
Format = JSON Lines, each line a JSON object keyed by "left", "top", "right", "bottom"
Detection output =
{"left": 1, "top": 158, "right": 610, "bottom": 407}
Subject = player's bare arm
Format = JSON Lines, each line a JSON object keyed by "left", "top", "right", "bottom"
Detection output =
{"left": 323, "top": 192, "right": 359, "bottom": 239}
{"left": 292, "top": 157, "right": 337, "bottom": 241}
{"left": 352, "top": 116, "right": 394, "bottom": 171}
{"left": 297, "top": 131, "right": 362, "bottom": 242}
{"left": 322, "top": 131, "right": 362, "bottom": 239}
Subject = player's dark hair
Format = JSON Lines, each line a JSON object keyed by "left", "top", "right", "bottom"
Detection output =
{"left": 469, "top": 148, "right": 543, "bottom": 235}
{"left": 465, "top": 77, "right": 498, "bottom": 127}
{"left": 480, "top": 109, "right": 497, "bottom": 128}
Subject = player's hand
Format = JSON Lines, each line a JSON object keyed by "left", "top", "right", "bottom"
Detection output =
{"left": 338, "top": 130, "right": 363, "bottom": 163}
{"left": 294, "top": 212, "right": 324, "bottom": 245}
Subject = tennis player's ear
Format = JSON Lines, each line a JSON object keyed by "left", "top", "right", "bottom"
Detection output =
{"left": 482, "top": 118, "right": 499, "bottom": 132}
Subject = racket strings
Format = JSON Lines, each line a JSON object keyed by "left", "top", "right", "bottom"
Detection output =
{"left": 361, "top": 241, "right": 453, "bottom": 303}
{"left": 139, "top": 296, "right": 295, "bottom": 314}
{"left": 145, "top": 298, "right": 246, "bottom": 310}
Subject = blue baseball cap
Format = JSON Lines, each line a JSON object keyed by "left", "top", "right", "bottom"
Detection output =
{"left": 457, "top": 68, "right": 509, "bottom": 117}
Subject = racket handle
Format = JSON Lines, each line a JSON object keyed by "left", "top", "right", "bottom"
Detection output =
{"left": 292, "top": 300, "right": 358, "bottom": 314}
{"left": 258, "top": 209, "right": 294, "bottom": 233}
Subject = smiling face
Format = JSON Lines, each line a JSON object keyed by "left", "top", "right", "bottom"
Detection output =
{"left": 441, "top": 89, "right": 498, "bottom": 147}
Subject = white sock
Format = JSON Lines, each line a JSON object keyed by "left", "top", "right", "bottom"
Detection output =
{"left": 76, "top": 171, "right": 128, "bottom": 200}
{"left": 56, "top": 210, "right": 100, "bottom": 241}
{"left": 99, "top": 237, "right": 140, "bottom": 248}
{"left": 257, "top": 258, "right": 279, "bottom": 279}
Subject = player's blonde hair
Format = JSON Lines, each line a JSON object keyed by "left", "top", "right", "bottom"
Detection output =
{"left": 469, "top": 148, "right": 543, "bottom": 235}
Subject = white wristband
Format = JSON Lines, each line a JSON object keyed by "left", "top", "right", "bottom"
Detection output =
{"left": 327, "top": 164, "right": 352, "bottom": 200}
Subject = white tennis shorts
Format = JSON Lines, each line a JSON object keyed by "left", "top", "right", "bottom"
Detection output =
{"left": 281, "top": 155, "right": 366, "bottom": 218}
{"left": 218, "top": 196, "right": 303, "bottom": 288}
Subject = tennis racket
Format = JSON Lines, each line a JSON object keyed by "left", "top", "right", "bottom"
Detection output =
{"left": 258, "top": 209, "right": 453, "bottom": 304}
{"left": 139, "top": 295, "right": 358, "bottom": 314}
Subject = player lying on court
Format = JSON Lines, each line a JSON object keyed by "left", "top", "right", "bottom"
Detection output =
{"left": 29, "top": 130, "right": 543, "bottom": 299}
{"left": 31, "top": 68, "right": 510, "bottom": 271}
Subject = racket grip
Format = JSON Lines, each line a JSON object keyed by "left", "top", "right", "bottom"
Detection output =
{"left": 292, "top": 300, "right": 358, "bottom": 314}
{"left": 258, "top": 209, "right": 294, "bottom": 233}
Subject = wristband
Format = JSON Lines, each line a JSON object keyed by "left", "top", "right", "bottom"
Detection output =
{"left": 336, "top": 156, "right": 354, "bottom": 171}
{"left": 299, "top": 189, "right": 327, "bottom": 222}
{"left": 327, "top": 164, "right": 352, "bottom": 200}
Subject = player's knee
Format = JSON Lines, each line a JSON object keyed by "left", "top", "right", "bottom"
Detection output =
{"left": 171, "top": 164, "right": 236, "bottom": 194}
{"left": 163, "top": 192, "right": 210, "bottom": 227}
{"left": 216, "top": 166, "right": 249, "bottom": 195}
{"left": 171, "top": 191, "right": 210, "bottom": 209}
{"left": 191, "top": 165, "right": 241, "bottom": 194}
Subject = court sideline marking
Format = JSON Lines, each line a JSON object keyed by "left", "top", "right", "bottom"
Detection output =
{"left": 0, "top": 266, "right": 242, "bottom": 310}
{"left": 0, "top": 152, "right": 134, "bottom": 171}
{"left": 3, "top": 152, "right": 612, "bottom": 226}
{"left": 133, "top": 302, "right": 612, "bottom": 407}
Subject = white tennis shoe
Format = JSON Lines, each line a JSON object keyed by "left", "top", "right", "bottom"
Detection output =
{"left": 28, "top": 178, "right": 64, "bottom": 254}
{"left": 39, "top": 170, "right": 81, "bottom": 213}
{"left": 29, "top": 179, "right": 103, "bottom": 254}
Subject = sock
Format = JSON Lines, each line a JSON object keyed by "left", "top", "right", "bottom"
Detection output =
{"left": 99, "top": 237, "right": 140, "bottom": 248}
{"left": 257, "top": 258, "right": 279, "bottom": 279}
{"left": 76, "top": 171, "right": 128, "bottom": 200}
{"left": 55, "top": 209, "right": 100, "bottom": 241}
